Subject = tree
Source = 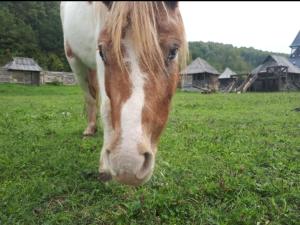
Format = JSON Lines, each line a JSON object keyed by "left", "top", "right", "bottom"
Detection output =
{"left": 0, "top": 2, "right": 289, "bottom": 73}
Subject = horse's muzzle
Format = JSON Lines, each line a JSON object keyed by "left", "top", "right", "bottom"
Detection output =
{"left": 105, "top": 148, "right": 154, "bottom": 186}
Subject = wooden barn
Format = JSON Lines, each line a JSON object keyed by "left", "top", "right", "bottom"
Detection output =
{"left": 289, "top": 30, "right": 300, "bottom": 68}
{"left": 180, "top": 57, "right": 220, "bottom": 92}
{"left": 218, "top": 67, "right": 237, "bottom": 92}
{"left": 241, "top": 55, "right": 300, "bottom": 92}
{"left": 3, "top": 57, "right": 42, "bottom": 85}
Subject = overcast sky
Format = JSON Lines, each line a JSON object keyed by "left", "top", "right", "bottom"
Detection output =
{"left": 179, "top": 1, "right": 300, "bottom": 54}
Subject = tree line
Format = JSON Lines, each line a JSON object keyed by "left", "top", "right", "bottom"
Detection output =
{"left": 0, "top": 1, "right": 69, "bottom": 71}
{"left": 0, "top": 2, "right": 289, "bottom": 73}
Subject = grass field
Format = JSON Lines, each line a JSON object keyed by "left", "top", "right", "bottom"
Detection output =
{"left": 0, "top": 84, "right": 299, "bottom": 225}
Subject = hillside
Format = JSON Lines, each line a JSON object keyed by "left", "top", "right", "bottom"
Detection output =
{"left": 0, "top": 2, "right": 290, "bottom": 73}
{"left": 188, "top": 41, "right": 289, "bottom": 74}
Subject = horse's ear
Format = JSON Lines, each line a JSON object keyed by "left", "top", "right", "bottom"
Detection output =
{"left": 164, "top": 1, "right": 178, "bottom": 10}
{"left": 102, "top": 1, "right": 113, "bottom": 10}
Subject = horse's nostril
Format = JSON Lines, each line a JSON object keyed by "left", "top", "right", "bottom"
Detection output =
{"left": 106, "top": 149, "right": 111, "bottom": 154}
{"left": 136, "top": 152, "right": 153, "bottom": 180}
{"left": 142, "top": 152, "right": 151, "bottom": 170}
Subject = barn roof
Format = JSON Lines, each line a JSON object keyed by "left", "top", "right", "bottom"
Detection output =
{"left": 219, "top": 67, "right": 237, "bottom": 79}
{"left": 290, "top": 31, "right": 300, "bottom": 48}
{"left": 180, "top": 57, "right": 220, "bottom": 75}
{"left": 3, "top": 57, "right": 42, "bottom": 72}
{"left": 251, "top": 55, "right": 300, "bottom": 74}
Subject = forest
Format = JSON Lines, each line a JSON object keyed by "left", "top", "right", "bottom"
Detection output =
{"left": 0, "top": 2, "right": 289, "bottom": 73}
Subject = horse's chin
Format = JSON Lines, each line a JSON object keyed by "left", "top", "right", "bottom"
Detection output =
{"left": 113, "top": 171, "right": 153, "bottom": 186}
{"left": 98, "top": 170, "right": 153, "bottom": 186}
{"left": 98, "top": 171, "right": 112, "bottom": 182}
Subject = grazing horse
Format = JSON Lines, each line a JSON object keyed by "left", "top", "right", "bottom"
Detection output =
{"left": 60, "top": 1, "right": 187, "bottom": 186}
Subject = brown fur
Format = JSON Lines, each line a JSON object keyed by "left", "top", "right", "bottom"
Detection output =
{"left": 87, "top": 69, "right": 98, "bottom": 100}
{"left": 65, "top": 41, "right": 74, "bottom": 58}
{"left": 141, "top": 6, "right": 184, "bottom": 145}
{"left": 142, "top": 71, "right": 179, "bottom": 146}
{"left": 101, "top": 40, "right": 131, "bottom": 147}
{"left": 83, "top": 69, "right": 99, "bottom": 136}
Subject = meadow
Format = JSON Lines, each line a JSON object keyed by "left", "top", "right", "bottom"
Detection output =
{"left": 0, "top": 84, "right": 299, "bottom": 225}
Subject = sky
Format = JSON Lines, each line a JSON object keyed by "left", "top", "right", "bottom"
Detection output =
{"left": 179, "top": 1, "right": 300, "bottom": 54}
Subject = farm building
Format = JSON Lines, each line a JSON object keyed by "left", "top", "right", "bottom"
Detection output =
{"left": 218, "top": 67, "right": 237, "bottom": 92}
{"left": 180, "top": 57, "right": 220, "bottom": 92}
{"left": 240, "top": 55, "right": 300, "bottom": 92}
{"left": 2, "top": 57, "right": 42, "bottom": 85}
{"left": 289, "top": 30, "right": 300, "bottom": 68}
{"left": 0, "top": 57, "right": 78, "bottom": 85}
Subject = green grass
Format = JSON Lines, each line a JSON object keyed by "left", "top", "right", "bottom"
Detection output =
{"left": 0, "top": 83, "right": 299, "bottom": 225}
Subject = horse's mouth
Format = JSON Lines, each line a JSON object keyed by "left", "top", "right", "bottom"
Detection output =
{"left": 98, "top": 171, "right": 112, "bottom": 182}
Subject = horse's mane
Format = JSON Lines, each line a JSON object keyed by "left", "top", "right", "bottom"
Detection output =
{"left": 99, "top": 2, "right": 187, "bottom": 75}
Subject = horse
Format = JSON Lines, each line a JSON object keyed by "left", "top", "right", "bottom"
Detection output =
{"left": 60, "top": 1, "right": 187, "bottom": 186}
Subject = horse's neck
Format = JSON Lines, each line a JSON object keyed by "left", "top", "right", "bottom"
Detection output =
{"left": 61, "top": 2, "right": 109, "bottom": 69}
{"left": 91, "top": 2, "right": 109, "bottom": 44}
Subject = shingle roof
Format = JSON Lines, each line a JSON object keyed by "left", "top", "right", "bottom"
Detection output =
{"left": 251, "top": 55, "right": 300, "bottom": 74}
{"left": 289, "top": 57, "right": 300, "bottom": 68}
{"left": 290, "top": 31, "right": 300, "bottom": 48}
{"left": 180, "top": 57, "right": 220, "bottom": 75}
{"left": 3, "top": 57, "right": 42, "bottom": 72}
{"left": 219, "top": 67, "right": 237, "bottom": 79}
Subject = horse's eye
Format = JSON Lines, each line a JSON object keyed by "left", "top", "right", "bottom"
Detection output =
{"left": 99, "top": 45, "right": 106, "bottom": 64}
{"left": 167, "top": 47, "right": 178, "bottom": 61}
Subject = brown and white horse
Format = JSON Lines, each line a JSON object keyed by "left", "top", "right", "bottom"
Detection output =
{"left": 60, "top": 1, "right": 187, "bottom": 186}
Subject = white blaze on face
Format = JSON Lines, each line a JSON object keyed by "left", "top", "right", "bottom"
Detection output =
{"left": 120, "top": 34, "right": 146, "bottom": 153}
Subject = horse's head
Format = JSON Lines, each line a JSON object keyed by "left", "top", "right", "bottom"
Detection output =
{"left": 97, "top": 1, "right": 187, "bottom": 186}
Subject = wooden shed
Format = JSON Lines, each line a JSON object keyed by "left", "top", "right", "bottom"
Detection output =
{"left": 3, "top": 57, "right": 42, "bottom": 85}
{"left": 180, "top": 57, "right": 220, "bottom": 92}
{"left": 241, "top": 55, "right": 300, "bottom": 92}
{"left": 218, "top": 67, "right": 237, "bottom": 92}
